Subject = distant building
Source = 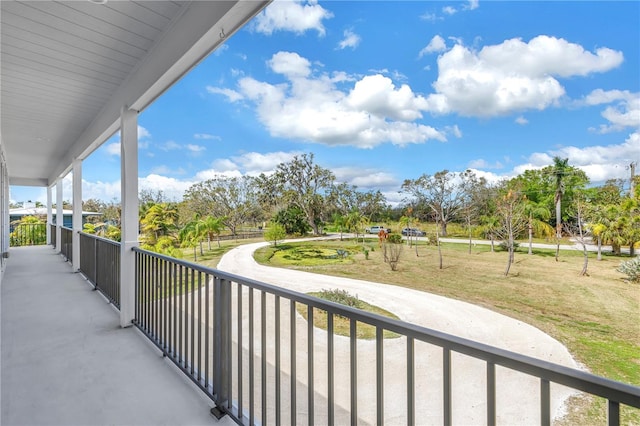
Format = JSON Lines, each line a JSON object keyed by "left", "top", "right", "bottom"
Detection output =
{"left": 9, "top": 205, "right": 101, "bottom": 231}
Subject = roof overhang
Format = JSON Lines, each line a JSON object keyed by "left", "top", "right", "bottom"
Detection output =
{"left": 1, "top": 0, "right": 270, "bottom": 187}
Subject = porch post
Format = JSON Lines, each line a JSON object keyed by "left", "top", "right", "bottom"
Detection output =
{"left": 119, "top": 107, "right": 139, "bottom": 328}
{"left": 46, "top": 186, "right": 52, "bottom": 245}
{"left": 72, "top": 159, "right": 82, "bottom": 271}
{"left": 55, "top": 179, "right": 63, "bottom": 253}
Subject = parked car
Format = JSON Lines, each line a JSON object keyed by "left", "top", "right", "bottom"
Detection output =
{"left": 401, "top": 227, "right": 426, "bottom": 236}
{"left": 365, "top": 225, "right": 391, "bottom": 234}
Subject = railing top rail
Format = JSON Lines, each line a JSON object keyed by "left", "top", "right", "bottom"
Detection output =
{"left": 78, "top": 231, "right": 120, "bottom": 247}
{"left": 132, "top": 246, "right": 640, "bottom": 408}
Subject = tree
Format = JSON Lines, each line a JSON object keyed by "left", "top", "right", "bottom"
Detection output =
{"left": 522, "top": 199, "right": 553, "bottom": 255}
{"left": 495, "top": 186, "right": 527, "bottom": 276}
{"left": 274, "top": 205, "right": 311, "bottom": 235}
{"left": 264, "top": 223, "right": 286, "bottom": 246}
{"left": 345, "top": 210, "right": 368, "bottom": 246}
{"left": 459, "top": 170, "right": 490, "bottom": 254}
{"left": 179, "top": 218, "right": 204, "bottom": 261}
{"left": 552, "top": 157, "right": 570, "bottom": 238}
{"left": 382, "top": 233, "right": 403, "bottom": 271}
{"left": 271, "top": 153, "right": 335, "bottom": 235}
{"left": 201, "top": 215, "right": 225, "bottom": 249}
{"left": 183, "top": 176, "right": 257, "bottom": 236}
{"left": 401, "top": 170, "right": 470, "bottom": 237}
{"left": 564, "top": 192, "right": 590, "bottom": 276}
{"left": 140, "top": 203, "right": 179, "bottom": 247}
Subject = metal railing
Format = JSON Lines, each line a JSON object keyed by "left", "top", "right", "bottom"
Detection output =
{"left": 50, "top": 224, "right": 56, "bottom": 247}
{"left": 9, "top": 223, "right": 47, "bottom": 246}
{"left": 61, "top": 227, "right": 73, "bottom": 262}
{"left": 79, "top": 232, "right": 121, "bottom": 308}
{"left": 132, "top": 247, "right": 640, "bottom": 426}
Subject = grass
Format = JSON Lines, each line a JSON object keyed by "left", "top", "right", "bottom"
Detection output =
{"left": 254, "top": 238, "right": 640, "bottom": 424}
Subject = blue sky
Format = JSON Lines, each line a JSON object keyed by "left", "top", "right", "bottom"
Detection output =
{"left": 11, "top": 0, "right": 640, "bottom": 206}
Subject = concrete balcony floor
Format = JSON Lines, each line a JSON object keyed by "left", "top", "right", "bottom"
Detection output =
{"left": 1, "top": 246, "right": 234, "bottom": 426}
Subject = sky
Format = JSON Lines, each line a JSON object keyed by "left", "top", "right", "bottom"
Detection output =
{"left": 10, "top": 0, "right": 640, "bottom": 207}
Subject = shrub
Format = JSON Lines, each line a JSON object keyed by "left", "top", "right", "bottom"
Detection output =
{"left": 617, "top": 257, "right": 640, "bottom": 283}
{"left": 317, "top": 288, "right": 361, "bottom": 309}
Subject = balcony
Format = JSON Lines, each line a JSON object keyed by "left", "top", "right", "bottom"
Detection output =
{"left": 2, "top": 231, "right": 638, "bottom": 425}
{"left": 0, "top": 244, "right": 236, "bottom": 426}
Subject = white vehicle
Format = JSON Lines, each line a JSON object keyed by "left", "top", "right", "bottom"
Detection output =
{"left": 365, "top": 225, "right": 391, "bottom": 234}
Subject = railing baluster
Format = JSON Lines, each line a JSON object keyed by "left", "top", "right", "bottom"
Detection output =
{"left": 350, "top": 318, "right": 357, "bottom": 426}
{"left": 487, "top": 362, "right": 496, "bottom": 426}
{"left": 275, "top": 295, "right": 281, "bottom": 425}
{"left": 328, "top": 311, "right": 335, "bottom": 425}
{"left": 237, "top": 283, "right": 243, "bottom": 421}
{"left": 308, "top": 305, "right": 314, "bottom": 426}
{"left": 261, "top": 291, "right": 267, "bottom": 426}
{"left": 376, "top": 326, "right": 384, "bottom": 425}
{"left": 608, "top": 400, "right": 620, "bottom": 426}
{"left": 407, "top": 337, "right": 415, "bottom": 426}
{"left": 190, "top": 269, "right": 195, "bottom": 375}
{"left": 178, "top": 265, "right": 183, "bottom": 366}
{"left": 205, "top": 274, "right": 210, "bottom": 390}
{"left": 249, "top": 287, "right": 255, "bottom": 426}
{"left": 290, "top": 300, "right": 297, "bottom": 426}
{"left": 541, "top": 378, "right": 550, "bottom": 426}
{"left": 444, "top": 347, "right": 452, "bottom": 426}
{"left": 197, "top": 271, "right": 202, "bottom": 381}
{"left": 226, "top": 282, "right": 232, "bottom": 412}
{"left": 173, "top": 263, "right": 177, "bottom": 358}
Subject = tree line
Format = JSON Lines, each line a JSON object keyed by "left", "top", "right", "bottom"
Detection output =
{"left": 75, "top": 153, "right": 637, "bottom": 270}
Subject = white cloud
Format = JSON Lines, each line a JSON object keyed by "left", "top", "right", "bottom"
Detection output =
{"left": 515, "top": 116, "right": 529, "bottom": 125}
{"left": 104, "top": 143, "right": 121, "bottom": 156}
{"left": 194, "top": 133, "right": 220, "bottom": 140}
{"left": 337, "top": 29, "right": 361, "bottom": 50}
{"left": 467, "top": 159, "right": 503, "bottom": 169}
{"left": 160, "top": 141, "right": 181, "bottom": 151}
{"left": 232, "top": 151, "right": 302, "bottom": 174}
{"left": 252, "top": 0, "right": 333, "bottom": 36}
{"left": 268, "top": 51, "right": 312, "bottom": 78}
{"left": 211, "top": 51, "right": 447, "bottom": 148}
{"left": 419, "top": 12, "right": 439, "bottom": 22}
{"left": 464, "top": 0, "right": 479, "bottom": 11}
{"left": 206, "top": 86, "right": 244, "bottom": 102}
{"left": 442, "top": 6, "right": 457, "bottom": 15}
{"left": 138, "top": 125, "right": 151, "bottom": 139}
{"left": 582, "top": 89, "right": 640, "bottom": 133}
{"left": 333, "top": 167, "right": 399, "bottom": 191}
{"left": 139, "top": 174, "right": 193, "bottom": 201}
{"left": 186, "top": 144, "right": 206, "bottom": 153}
{"left": 419, "top": 35, "right": 447, "bottom": 57}
{"left": 426, "top": 35, "right": 624, "bottom": 117}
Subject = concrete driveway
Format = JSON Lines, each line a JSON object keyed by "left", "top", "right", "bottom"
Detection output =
{"left": 216, "top": 238, "right": 581, "bottom": 425}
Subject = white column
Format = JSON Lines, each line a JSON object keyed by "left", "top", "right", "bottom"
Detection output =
{"left": 56, "top": 179, "right": 63, "bottom": 253}
{"left": 72, "top": 160, "right": 82, "bottom": 271}
{"left": 46, "top": 186, "right": 52, "bottom": 245}
{"left": 120, "top": 107, "right": 139, "bottom": 328}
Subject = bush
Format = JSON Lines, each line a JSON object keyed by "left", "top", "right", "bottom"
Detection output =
{"left": 317, "top": 288, "right": 361, "bottom": 308}
{"left": 617, "top": 257, "right": 640, "bottom": 283}
{"left": 498, "top": 241, "right": 519, "bottom": 251}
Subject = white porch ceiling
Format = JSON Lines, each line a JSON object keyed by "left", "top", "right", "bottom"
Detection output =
{"left": 1, "top": 0, "right": 269, "bottom": 187}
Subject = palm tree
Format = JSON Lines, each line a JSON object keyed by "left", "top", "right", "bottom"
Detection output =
{"left": 179, "top": 220, "right": 202, "bottom": 261}
{"left": 201, "top": 215, "right": 225, "bottom": 249}
{"left": 140, "top": 203, "right": 179, "bottom": 246}
{"left": 552, "top": 157, "right": 569, "bottom": 239}
{"left": 523, "top": 199, "right": 554, "bottom": 255}
{"left": 345, "top": 211, "right": 368, "bottom": 245}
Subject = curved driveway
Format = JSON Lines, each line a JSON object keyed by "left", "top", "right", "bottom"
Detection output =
{"left": 217, "top": 238, "right": 581, "bottom": 425}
